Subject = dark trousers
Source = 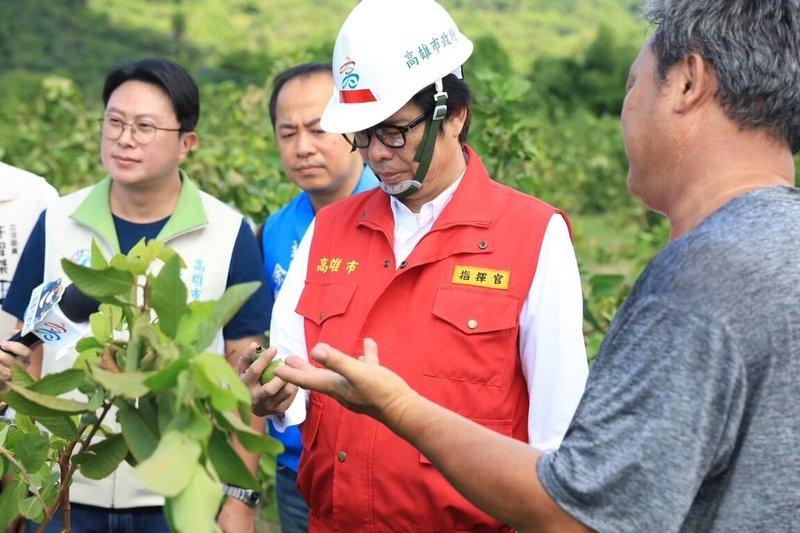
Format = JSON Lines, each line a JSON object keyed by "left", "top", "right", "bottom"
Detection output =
{"left": 275, "top": 464, "right": 309, "bottom": 533}
{"left": 28, "top": 503, "right": 170, "bottom": 533}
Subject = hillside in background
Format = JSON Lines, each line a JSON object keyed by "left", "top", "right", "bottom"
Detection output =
{"left": 1, "top": 0, "right": 647, "bottom": 94}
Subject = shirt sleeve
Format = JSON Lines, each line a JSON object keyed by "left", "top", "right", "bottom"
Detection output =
{"left": 222, "top": 219, "right": 273, "bottom": 340}
{"left": 519, "top": 214, "right": 588, "bottom": 452}
{"left": 3, "top": 211, "right": 47, "bottom": 321}
{"left": 268, "top": 219, "right": 314, "bottom": 429}
{"left": 537, "top": 296, "right": 746, "bottom": 531}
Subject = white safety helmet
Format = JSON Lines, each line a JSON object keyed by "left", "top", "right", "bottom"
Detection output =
{"left": 321, "top": 0, "right": 474, "bottom": 134}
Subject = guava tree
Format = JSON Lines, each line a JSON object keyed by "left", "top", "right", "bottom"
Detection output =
{"left": 0, "top": 239, "right": 281, "bottom": 532}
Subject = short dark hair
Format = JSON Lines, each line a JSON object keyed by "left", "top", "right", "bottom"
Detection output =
{"left": 409, "top": 74, "right": 473, "bottom": 144}
{"left": 645, "top": 0, "right": 800, "bottom": 153}
{"left": 102, "top": 58, "right": 200, "bottom": 132}
{"left": 268, "top": 62, "right": 332, "bottom": 130}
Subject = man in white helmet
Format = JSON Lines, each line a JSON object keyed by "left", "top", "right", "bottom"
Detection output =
{"left": 243, "top": 0, "right": 587, "bottom": 530}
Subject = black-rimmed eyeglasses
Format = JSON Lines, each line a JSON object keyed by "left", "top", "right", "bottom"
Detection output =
{"left": 98, "top": 117, "right": 182, "bottom": 145}
{"left": 343, "top": 112, "right": 428, "bottom": 153}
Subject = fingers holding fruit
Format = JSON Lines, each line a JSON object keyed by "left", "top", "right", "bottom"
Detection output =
{"left": 239, "top": 345, "right": 298, "bottom": 417}
{"left": 253, "top": 346, "right": 286, "bottom": 384}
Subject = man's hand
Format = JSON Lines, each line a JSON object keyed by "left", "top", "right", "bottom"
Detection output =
{"left": 237, "top": 343, "right": 298, "bottom": 417}
{"left": 217, "top": 497, "right": 255, "bottom": 533}
{"left": 274, "top": 338, "right": 417, "bottom": 428}
{"left": 0, "top": 339, "right": 33, "bottom": 392}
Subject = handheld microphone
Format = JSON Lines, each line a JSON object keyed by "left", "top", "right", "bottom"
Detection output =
{"left": 7, "top": 280, "right": 99, "bottom": 349}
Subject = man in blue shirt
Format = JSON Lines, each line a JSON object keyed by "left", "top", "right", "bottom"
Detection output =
{"left": 259, "top": 62, "right": 378, "bottom": 532}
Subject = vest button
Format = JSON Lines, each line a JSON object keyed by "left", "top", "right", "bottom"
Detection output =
{"left": 467, "top": 319, "right": 478, "bottom": 329}
{"left": 399, "top": 260, "right": 408, "bottom": 269}
{"left": 478, "top": 241, "right": 488, "bottom": 250}
{"left": 337, "top": 451, "right": 347, "bottom": 463}
{"left": 383, "top": 260, "right": 390, "bottom": 268}
{"left": 319, "top": 311, "right": 325, "bottom": 321}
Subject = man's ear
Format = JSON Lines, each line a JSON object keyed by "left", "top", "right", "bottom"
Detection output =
{"left": 674, "top": 53, "right": 717, "bottom": 113}
{"left": 444, "top": 105, "right": 468, "bottom": 140}
{"left": 178, "top": 131, "right": 198, "bottom": 162}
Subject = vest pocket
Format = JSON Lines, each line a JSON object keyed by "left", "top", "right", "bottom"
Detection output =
{"left": 426, "top": 287, "right": 519, "bottom": 386}
{"left": 296, "top": 281, "right": 355, "bottom": 326}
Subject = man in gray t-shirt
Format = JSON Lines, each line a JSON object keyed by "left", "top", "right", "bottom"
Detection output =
{"left": 538, "top": 186, "right": 800, "bottom": 531}
{"left": 262, "top": 0, "right": 800, "bottom": 531}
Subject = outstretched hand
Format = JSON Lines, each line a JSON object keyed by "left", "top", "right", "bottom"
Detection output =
{"left": 274, "top": 338, "right": 417, "bottom": 427}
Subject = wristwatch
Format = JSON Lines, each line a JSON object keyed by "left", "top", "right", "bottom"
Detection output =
{"left": 222, "top": 484, "right": 262, "bottom": 507}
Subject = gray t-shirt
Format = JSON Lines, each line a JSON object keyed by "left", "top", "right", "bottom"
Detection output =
{"left": 539, "top": 186, "right": 800, "bottom": 532}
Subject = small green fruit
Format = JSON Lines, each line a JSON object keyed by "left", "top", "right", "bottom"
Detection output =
{"left": 253, "top": 348, "right": 285, "bottom": 383}
{"left": 261, "top": 359, "right": 285, "bottom": 383}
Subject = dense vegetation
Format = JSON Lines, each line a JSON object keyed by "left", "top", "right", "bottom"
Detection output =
{"left": 1, "top": 2, "right": 662, "bottom": 346}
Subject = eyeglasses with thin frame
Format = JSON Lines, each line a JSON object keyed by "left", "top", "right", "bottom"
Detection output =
{"left": 343, "top": 112, "right": 428, "bottom": 153}
{"left": 98, "top": 116, "right": 182, "bottom": 145}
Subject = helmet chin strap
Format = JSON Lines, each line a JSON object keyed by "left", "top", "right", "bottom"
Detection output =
{"left": 381, "top": 79, "right": 449, "bottom": 199}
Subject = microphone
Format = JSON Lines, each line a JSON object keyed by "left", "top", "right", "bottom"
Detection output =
{"left": 7, "top": 279, "right": 99, "bottom": 349}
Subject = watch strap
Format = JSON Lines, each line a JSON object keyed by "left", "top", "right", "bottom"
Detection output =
{"left": 222, "top": 484, "right": 262, "bottom": 507}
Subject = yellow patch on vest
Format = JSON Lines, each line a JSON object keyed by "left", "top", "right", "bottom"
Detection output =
{"left": 451, "top": 265, "right": 510, "bottom": 290}
{"left": 316, "top": 257, "right": 359, "bottom": 275}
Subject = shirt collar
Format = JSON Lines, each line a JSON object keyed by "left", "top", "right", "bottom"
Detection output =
{"left": 70, "top": 169, "right": 208, "bottom": 253}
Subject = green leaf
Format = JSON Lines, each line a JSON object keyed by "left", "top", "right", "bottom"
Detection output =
{"left": 163, "top": 464, "right": 223, "bottom": 533}
{"left": 2, "top": 384, "right": 90, "bottom": 416}
{"left": 89, "top": 366, "right": 152, "bottom": 399}
{"left": 150, "top": 254, "right": 188, "bottom": 337}
{"left": 143, "top": 354, "right": 190, "bottom": 392}
{"left": 37, "top": 415, "right": 80, "bottom": 440}
{"left": 75, "top": 336, "right": 105, "bottom": 353}
{"left": 188, "top": 282, "right": 261, "bottom": 353}
{"left": 166, "top": 407, "right": 213, "bottom": 440}
{"left": 29, "top": 368, "right": 87, "bottom": 396}
{"left": 124, "top": 312, "right": 155, "bottom": 372}
{"left": 0, "top": 479, "right": 27, "bottom": 529}
{"left": 89, "top": 304, "right": 123, "bottom": 344}
{"left": 191, "top": 354, "right": 250, "bottom": 413}
{"left": 15, "top": 432, "right": 50, "bottom": 472}
{"left": 175, "top": 301, "right": 215, "bottom": 348}
{"left": 207, "top": 429, "right": 259, "bottom": 490}
{"left": 238, "top": 431, "right": 285, "bottom": 456}
{"left": 134, "top": 430, "right": 201, "bottom": 497}
{"left": 10, "top": 365, "right": 35, "bottom": 387}
{"left": 213, "top": 281, "right": 261, "bottom": 326}
{"left": 75, "top": 433, "right": 129, "bottom": 480}
{"left": 157, "top": 246, "right": 184, "bottom": 268}
{"left": 60, "top": 259, "right": 135, "bottom": 301}
{"left": 110, "top": 238, "right": 161, "bottom": 275}
{"left": 17, "top": 495, "right": 43, "bottom": 521}
{"left": 215, "top": 411, "right": 283, "bottom": 455}
{"left": 193, "top": 282, "right": 260, "bottom": 351}
{"left": 12, "top": 413, "right": 37, "bottom": 433}
{"left": 116, "top": 401, "right": 159, "bottom": 463}
{"left": 0, "top": 424, "right": 7, "bottom": 447}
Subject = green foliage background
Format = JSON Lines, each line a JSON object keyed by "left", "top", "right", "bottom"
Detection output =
{"left": 0, "top": 0, "right": 669, "bottom": 360}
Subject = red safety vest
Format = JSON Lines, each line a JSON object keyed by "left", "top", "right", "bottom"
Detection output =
{"left": 296, "top": 146, "right": 569, "bottom": 532}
